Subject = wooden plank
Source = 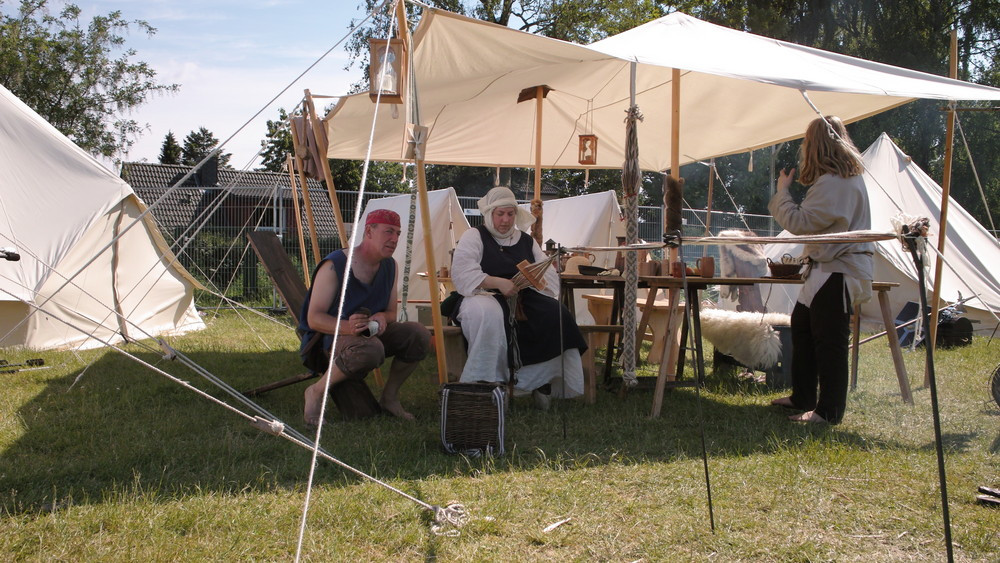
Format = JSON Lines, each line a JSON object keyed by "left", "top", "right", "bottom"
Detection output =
{"left": 247, "top": 230, "right": 307, "bottom": 325}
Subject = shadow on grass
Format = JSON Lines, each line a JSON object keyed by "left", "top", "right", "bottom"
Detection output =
{"left": 0, "top": 347, "right": 916, "bottom": 516}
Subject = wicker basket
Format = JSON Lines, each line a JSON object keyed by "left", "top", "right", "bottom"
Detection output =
{"left": 440, "top": 383, "right": 506, "bottom": 456}
{"left": 766, "top": 258, "right": 803, "bottom": 279}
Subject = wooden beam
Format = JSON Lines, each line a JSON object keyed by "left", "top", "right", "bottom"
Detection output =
{"left": 288, "top": 118, "right": 322, "bottom": 263}
{"left": 304, "top": 89, "right": 349, "bottom": 248}
{"left": 926, "top": 30, "right": 958, "bottom": 386}
{"left": 285, "top": 154, "right": 311, "bottom": 284}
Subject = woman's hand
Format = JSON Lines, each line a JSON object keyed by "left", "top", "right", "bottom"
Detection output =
{"left": 492, "top": 276, "right": 518, "bottom": 297}
{"left": 777, "top": 168, "right": 796, "bottom": 192}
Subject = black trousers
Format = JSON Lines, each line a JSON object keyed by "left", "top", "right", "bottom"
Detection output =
{"left": 789, "top": 273, "right": 850, "bottom": 424}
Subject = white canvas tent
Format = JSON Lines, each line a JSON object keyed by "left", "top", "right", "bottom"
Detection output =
{"left": 358, "top": 187, "right": 470, "bottom": 317}
{"left": 760, "top": 133, "right": 1000, "bottom": 333}
{"left": 326, "top": 9, "right": 1000, "bottom": 171}
{"left": 518, "top": 190, "right": 626, "bottom": 324}
{"left": 0, "top": 84, "right": 204, "bottom": 350}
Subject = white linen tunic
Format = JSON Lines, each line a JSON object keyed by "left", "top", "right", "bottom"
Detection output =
{"left": 450, "top": 227, "right": 583, "bottom": 397}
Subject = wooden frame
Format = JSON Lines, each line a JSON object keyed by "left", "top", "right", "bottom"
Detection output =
{"left": 578, "top": 134, "right": 598, "bottom": 165}
{"left": 369, "top": 38, "right": 405, "bottom": 104}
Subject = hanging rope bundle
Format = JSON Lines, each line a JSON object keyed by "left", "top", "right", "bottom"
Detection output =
{"left": 619, "top": 104, "right": 644, "bottom": 387}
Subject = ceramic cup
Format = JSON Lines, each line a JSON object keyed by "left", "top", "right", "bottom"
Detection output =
{"left": 696, "top": 256, "right": 714, "bottom": 278}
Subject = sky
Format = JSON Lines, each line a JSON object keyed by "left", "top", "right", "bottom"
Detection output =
{"left": 71, "top": 0, "right": 373, "bottom": 169}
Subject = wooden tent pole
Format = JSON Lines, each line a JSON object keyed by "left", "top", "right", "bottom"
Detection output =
{"left": 394, "top": 0, "right": 448, "bottom": 384}
{"left": 653, "top": 67, "right": 684, "bottom": 417}
{"left": 926, "top": 30, "right": 958, "bottom": 386}
{"left": 288, "top": 118, "right": 323, "bottom": 263}
{"left": 703, "top": 158, "right": 715, "bottom": 256}
{"left": 304, "top": 89, "right": 349, "bottom": 248}
{"left": 285, "top": 154, "right": 312, "bottom": 284}
{"left": 533, "top": 85, "right": 544, "bottom": 201}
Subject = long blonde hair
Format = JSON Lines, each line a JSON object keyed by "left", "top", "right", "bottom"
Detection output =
{"left": 798, "top": 116, "right": 864, "bottom": 186}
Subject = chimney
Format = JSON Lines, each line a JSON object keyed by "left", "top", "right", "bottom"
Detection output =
{"left": 196, "top": 155, "right": 219, "bottom": 187}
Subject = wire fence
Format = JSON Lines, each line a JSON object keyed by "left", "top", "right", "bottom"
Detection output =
{"left": 162, "top": 189, "right": 777, "bottom": 309}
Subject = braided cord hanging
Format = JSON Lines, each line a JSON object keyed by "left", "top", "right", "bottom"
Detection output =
{"left": 398, "top": 171, "right": 418, "bottom": 321}
{"left": 620, "top": 105, "right": 643, "bottom": 387}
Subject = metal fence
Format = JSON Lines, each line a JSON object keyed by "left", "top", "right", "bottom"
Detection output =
{"left": 168, "top": 189, "right": 778, "bottom": 309}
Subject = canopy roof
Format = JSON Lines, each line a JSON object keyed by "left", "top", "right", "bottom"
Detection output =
{"left": 326, "top": 9, "right": 1000, "bottom": 172}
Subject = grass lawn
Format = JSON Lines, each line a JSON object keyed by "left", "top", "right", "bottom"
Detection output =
{"left": 1, "top": 311, "right": 998, "bottom": 561}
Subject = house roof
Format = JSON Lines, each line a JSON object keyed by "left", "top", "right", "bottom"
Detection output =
{"left": 121, "top": 162, "right": 340, "bottom": 239}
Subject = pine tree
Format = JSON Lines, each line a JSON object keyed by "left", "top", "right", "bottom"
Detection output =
{"left": 181, "top": 127, "right": 231, "bottom": 167}
{"left": 158, "top": 131, "right": 182, "bottom": 164}
{"left": 259, "top": 109, "right": 291, "bottom": 172}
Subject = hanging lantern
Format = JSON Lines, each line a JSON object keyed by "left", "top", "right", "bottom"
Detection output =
{"left": 578, "top": 134, "right": 598, "bottom": 165}
{"left": 368, "top": 38, "right": 406, "bottom": 104}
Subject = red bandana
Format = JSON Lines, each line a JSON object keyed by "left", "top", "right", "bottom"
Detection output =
{"left": 365, "top": 209, "right": 401, "bottom": 227}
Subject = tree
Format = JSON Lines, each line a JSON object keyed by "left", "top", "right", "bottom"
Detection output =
{"left": 181, "top": 127, "right": 231, "bottom": 167}
{"left": 0, "top": 0, "right": 178, "bottom": 159}
{"left": 259, "top": 109, "right": 292, "bottom": 173}
{"left": 158, "top": 131, "right": 181, "bottom": 164}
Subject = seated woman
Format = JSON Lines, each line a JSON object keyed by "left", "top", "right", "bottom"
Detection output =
{"left": 450, "top": 186, "right": 587, "bottom": 407}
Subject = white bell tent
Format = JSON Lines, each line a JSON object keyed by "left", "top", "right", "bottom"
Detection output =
{"left": 0, "top": 84, "right": 204, "bottom": 350}
{"left": 762, "top": 133, "right": 1000, "bottom": 333}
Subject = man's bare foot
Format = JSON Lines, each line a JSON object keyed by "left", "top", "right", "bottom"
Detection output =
{"left": 379, "top": 398, "right": 415, "bottom": 420}
{"left": 770, "top": 396, "right": 798, "bottom": 409}
{"left": 304, "top": 385, "right": 325, "bottom": 427}
{"left": 788, "top": 410, "right": 827, "bottom": 423}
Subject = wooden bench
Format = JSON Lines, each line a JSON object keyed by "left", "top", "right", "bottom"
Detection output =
{"left": 582, "top": 294, "right": 684, "bottom": 363}
{"left": 429, "top": 324, "right": 466, "bottom": 383}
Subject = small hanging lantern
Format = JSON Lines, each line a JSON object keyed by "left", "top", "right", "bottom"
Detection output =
{"left": 369, "top": 38, "right": 405, "bottom": 104}
{"left": 578, "top": 134, "right": 598, "bottom": 165}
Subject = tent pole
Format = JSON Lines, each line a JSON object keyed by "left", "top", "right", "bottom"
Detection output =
{"left": 394, "top": 0, "right": 447, "bottom": 384}
{"left": 288, "top": 118, "right": 323, "bottom": 264}
{"left": 285, "top": 154, "right": 312, "bottom": 283}
{"left": 305, "top": 89, "right": 349, "bottom": 248}
{"left": 703, "top": 159, "right": 715, "bottom": 255}
{"left": 530, "top": 85, "right": 545, "bottom": 246}
{"left": 657, "top": 67, "right": 684, "bottom": 399}
{"left": 533, "top": 85, "right": 544, "bottom": 202}
{"left": 926, "top": 30, "right": 959, "bottom": 386}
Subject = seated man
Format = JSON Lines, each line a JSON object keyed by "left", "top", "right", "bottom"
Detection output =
{"left": 450, "top": 186, "right": 587, "bottom": 408}
{"left": 300, "top": 209, "right": 430, "bottom": 424}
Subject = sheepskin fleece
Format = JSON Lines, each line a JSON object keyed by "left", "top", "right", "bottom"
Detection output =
{"left": 700, "top": 309, "right": 791, "bottom": 369}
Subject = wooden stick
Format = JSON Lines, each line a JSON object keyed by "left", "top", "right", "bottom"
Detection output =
{"left": 285, "top": 154, "right": 311, "bottom": 284}
{"left": 304, "top": 89, "right": 349, "bottom": 248}
{"left": 288, "top": 118, "right": 322, "bottom": 263}
{"left": 926, "top": 30, "right": 958, "bottom": 387}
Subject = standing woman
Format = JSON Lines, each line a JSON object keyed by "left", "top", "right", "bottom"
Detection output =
{"left": 450, "top": 186, "right": 587, "bottom": 407}
{"left": 768, "top": 116, "right": 874, "bottom": 424}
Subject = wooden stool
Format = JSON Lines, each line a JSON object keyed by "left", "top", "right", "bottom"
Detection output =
{"left": 578, "top": 324, "right": 624, "bottom": 403}
{"left": 582, "top": 294, "right": 683, "bottom": 363}
{"left": 427, "top": 325, "right": 467, "bottom": 383}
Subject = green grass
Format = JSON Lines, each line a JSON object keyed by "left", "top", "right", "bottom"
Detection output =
{"left": 1, "top": 311, "right": 998, "bottom": 561}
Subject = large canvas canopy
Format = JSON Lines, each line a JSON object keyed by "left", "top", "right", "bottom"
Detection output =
{"left": 761, "top": 133, "right": 1000, "bottom": 332}
{"left": 325, "top": 9, "right": 1000, "bottom": 171}
{"left": 0, "top": 84, "right": 204, "bottom": 350}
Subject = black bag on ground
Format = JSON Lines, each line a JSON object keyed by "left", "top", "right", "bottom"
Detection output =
{"left": 330, "top": 379, "right": 383, "bottom": 420}
{"left": 936, "top": 316, "right": 973, "bottom": 348}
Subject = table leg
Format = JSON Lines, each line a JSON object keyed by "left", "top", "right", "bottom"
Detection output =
{"left": 603, "top": 285, "right": 623, "bottom": 384}
{"left": 878, "top": 289, "right": 913, "bottom": 404}
{"left": 688, "top": 286, "right": 706, "bottom": 386}
{"left": 635, "top": 288, "right": 657, "bottom": 364}
{"left": 651, "top": 287, "right": 683, "bottom": 418}
{"left": 850, "top": 304, "right": 861, "bottom": 390}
